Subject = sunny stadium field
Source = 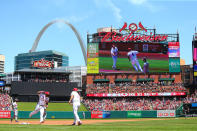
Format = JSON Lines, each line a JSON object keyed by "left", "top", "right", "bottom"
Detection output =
{"left": 17, "top": 102, "right": 88, "bottom": 111}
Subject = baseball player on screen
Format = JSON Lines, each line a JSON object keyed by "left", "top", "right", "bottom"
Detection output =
{"left": 29, "top": 91, "right": 46, "bottom": 123}
{"left": 111, "top": 44, "right": 118, "bottom": 70}
{"left": 143, "top": 57, "right": 149, "bottom": 74}
{"left": 43, "top": 91, "right": 50, "bottom": 121}
{"left": 127, "top": 48, "right": 143, "bottom": 72}
{"left": 11, "top": 98, "right": 19, "bottom": 122}
{"left": 69, "top": 88, "right": 82, "bottom": 126}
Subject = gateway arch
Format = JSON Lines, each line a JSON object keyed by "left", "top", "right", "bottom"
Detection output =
{"left": 29, "top": 19, "right": 87, "bottom": 65}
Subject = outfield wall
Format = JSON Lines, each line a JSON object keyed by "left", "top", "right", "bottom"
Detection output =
{"left": 8, "top": 110, "right": 176, "bottom": 119}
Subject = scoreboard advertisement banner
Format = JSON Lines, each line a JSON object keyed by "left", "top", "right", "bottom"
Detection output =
{"left": 193, "top": 41, "right": 197, "bottom": 79}
{"left": 87, "top": 43, "right": 99, "bottom": 74}
{"left": 87, "top": 58, "right": 99, "bottom": 73}
{"left": 169, "top": 58, "right": 180, "bottom": 72}
{"left": 87, "top": 92, "right": 186, "bottom": 97}
{"left": 87, "top": 43, "right": 99, "bottom": 58}
{"left": 168, "top": 42, "right": 180, "bottom": 57}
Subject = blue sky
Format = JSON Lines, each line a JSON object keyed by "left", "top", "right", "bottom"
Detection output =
{"left": 0, "top": 0, "right": 196, "bottom": 72}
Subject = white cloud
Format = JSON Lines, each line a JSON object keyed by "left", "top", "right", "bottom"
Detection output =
{"left": 129, "top": 0, "right": 147, "bottom": 5}
{"left": 94, "top": 0, "right": 123, "bottom": 22}
{"left": 107, "top": 0, "right": 123, "bottom": 22}
{"left": 54, "top": 14, "right": 92, "bottom": 30}
{"left": 128, "top": 0, "right": 160, "bottom": 12}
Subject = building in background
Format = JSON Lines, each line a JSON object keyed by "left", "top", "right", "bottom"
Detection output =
{"left": 0, "top": 55, "right": 5, "bottom": 73}
{"left": 181, "top": 64, "right": 193, "bottom": 86}
{"left": 2, "top": 72, "right": 20, "bottom": 85}
{"left": 15, "top": 50, "right": 69, "bottom": 71}
{"left": 57, "top": 66, "right": 87, "bottom": 87}
{"left": 180, "top": 58, "right": 185, "bottom": 65}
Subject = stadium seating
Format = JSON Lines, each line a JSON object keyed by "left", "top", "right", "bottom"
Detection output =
{"left": 84, "top": 97, "right": 184, "bottom": 111}
{"left": 0, "top": 93, "right": 12, "bottom": 111}
{"left": 86, "top": 83, "right": 187, "bottom": 94}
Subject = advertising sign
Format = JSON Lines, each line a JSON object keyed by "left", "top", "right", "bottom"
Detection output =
{"left": 103, "top": 111, "right": 111, "bottom": 118}
{"left": 91, "top": 111, "right": 103, "bottom": 119}
{"left": 99, "top": 22, "right": 168, "bottom": 43}
{"left": 127, "top": 111, "right": 142, "bottom": 118}
{"left": 87, "top": 43, "right": 98, "bottom": 58}
{"left": 168, "top": 42, "right": 180, "bottom": 57}
{"left": 0, "top": 111, "right": 11, "bottom": 118}
{"left": 87, "top": 43, "right": 99, "bottom": 74}
{"left": 193, "top": 47, "right": 197, "bottom": 66}
{"left": 168, "top": 46, "right": 180, "bottom": 57}
{"left": 87, "top": 92, "right": 186, "bottom": 97}
{"left": 87, "top": 58, "right": 99, "bottom": 74}
{"left": 191, "top": 103, "right": 197, "bottom": 107}
{"left": 32, "top": 59, "right": 53, "bottom": 68}
{"left": 0, "top": 81, "right": 5, "bottom": 87}
{"left": 157, "top": 110, "right": 175, "bottom": 117}
{"left": 169, "top": 58, "right": 180, "bottom": 72}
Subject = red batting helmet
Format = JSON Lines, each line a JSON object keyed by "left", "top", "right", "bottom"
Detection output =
{"left": 45, "top": 92, "right": 50, "bottom": 95}
{"left": 73, "top": 88, "right": 78, "bottom": 91}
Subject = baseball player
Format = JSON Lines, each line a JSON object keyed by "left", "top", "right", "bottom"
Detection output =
{"left": 29, "top": 91, "right": 46, "bottom": 123}
{"left": 11, "top": 98, "right": 19, "bottom": 122}
{"left": 143, "top": 57, "right": 149, "bottom": 74}
{"left": 111, "top": 44, "right": 118, "bottom": 70}
{"left": 43, "top": 91, "right": 50, "bottom": 121}
{"left": 127, "top": 48, "right": 143, "bottom": 72}
{"left": 69, "top": 88, "right": 82, "bottom": 126}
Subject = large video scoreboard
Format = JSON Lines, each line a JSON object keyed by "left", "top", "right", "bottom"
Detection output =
{"left": 87, "top": 24, "right": 180, "bottom": 74}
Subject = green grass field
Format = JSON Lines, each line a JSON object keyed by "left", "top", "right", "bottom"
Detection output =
{"left": 99, "top": 57, "right": 169, "bottom": 72}
{"left": 17, "top": 102, "right": 88, "bottom": 111}
{"left": 0, "top": 118, "right": 197, "bottom": 131}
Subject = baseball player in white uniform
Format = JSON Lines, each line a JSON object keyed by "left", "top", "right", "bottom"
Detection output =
{"left": 43, "top": 91, "right": 50, "bottom": 121}
{"left": 29, "top": 91, "right": 46, "bottom": 123}
{"left": 111, "top": 44, "right": 118, "bottom": 70}
{"left": 127, "top": 48, "right": 143, "bottom": 72}
{"left": 69, "top": 88, "right": 82, "bottom": 126}
{"left": 11, "top": 98, "right": 19, "bottom": 122}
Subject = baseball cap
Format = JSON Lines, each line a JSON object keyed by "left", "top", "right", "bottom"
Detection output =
{"left": 45, "top": 92, "right": 50, "bottom": 95}
{"left": 73, "top": 88, "right": 78, "bottom": 91}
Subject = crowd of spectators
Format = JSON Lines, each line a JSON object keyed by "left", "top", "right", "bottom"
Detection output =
{"left": 25, "top": 78, "right": 67, "bottom": 83}
{"left": 0, "top": 93, "right": 12, "bottom": 111}
{"left": 183, "top": 89, "right": 197, "bottom": 104}
{"left": 86, "top": 82, "right": 186, "bottom": 94}
{"left": 83, "top": 97, "right": 182, "bottom": 111}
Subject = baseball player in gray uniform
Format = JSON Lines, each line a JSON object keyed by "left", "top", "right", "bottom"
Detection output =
{"left": 11, "top": 98, "right": 19, "bottom": 122}
{"left": 143, "top": 57, "right": 149, "bottom": 74}
{"left": 111, "top": 44, "right": 118, "bottom": 70}
{"left": 69, "top": 88, "right": 82, "bottom": 126}
{"left": 127, "top": 48, "right": 143, "bottom": 72}
{"left": 29, "top": 91, "right": 46, "bottom": 123}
